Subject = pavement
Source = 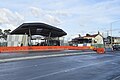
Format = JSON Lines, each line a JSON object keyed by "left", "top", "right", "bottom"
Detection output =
{"left": 0, "top": 50, "right": 96, "bottom": 63}
{"left": 0, "top": 51, "right": 120, "bottom": 80}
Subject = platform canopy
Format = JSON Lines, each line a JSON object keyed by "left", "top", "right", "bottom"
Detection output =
{"left": 11, "top": 23, "right": 67, "bottom": 37}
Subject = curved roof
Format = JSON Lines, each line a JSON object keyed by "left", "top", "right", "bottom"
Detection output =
{"left": 11, "top": 23, "right": 67, "bottom": 37}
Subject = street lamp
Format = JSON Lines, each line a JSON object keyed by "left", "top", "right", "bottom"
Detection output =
{"left": 110, "top": 22, "right": 113, "bottom": 49}
{"left": 110, "top": 19, "right": 120, "bottom": 50}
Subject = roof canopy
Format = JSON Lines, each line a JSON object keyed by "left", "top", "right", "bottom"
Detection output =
{"left": 11, "top": 23, "right": 67, "bottom": 37}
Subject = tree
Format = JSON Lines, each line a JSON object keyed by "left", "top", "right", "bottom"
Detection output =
{"left": 0, "top": 29, "right": 3, "bottom": 38}
{"left": 78, "top": 34, "right": 81, "bottom": 38}
{"left": 4, "top": 29, "right": 11, "bottom": 35}
{"left": 3, "top": 29, "right": 11, "bottom": 40}
{"left": 0, "top": 29, "right": 2, "bottom": 34}
{"left": 86, "top": 34, "right": 90, "bottom": 36}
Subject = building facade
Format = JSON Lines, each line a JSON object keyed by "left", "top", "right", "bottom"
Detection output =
{"left": 69, "top": 32, "right": 104, "bottom": 47}
{"left": 7, "top": 35, "right": 28, "bottom": 47}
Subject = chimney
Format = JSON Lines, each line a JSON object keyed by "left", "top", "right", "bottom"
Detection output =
{"left": 98, "top": 31, "right": 100, "bottom": 34}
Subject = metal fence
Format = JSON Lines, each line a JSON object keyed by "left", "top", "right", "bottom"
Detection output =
{"left": 0, "top": 42, "right": 7, "bottom": 47}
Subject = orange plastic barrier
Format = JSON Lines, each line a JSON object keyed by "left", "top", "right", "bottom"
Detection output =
{"left": 0, "top": 46, "right": 90, "bottom": 53}
{"left": 0, "top": 46, "right": 106, "bottom": 54}
{"left": 0, "top": 46, "right": 29, "bottom": 53}
{"left": 96, "top": 48, "right": 105, "bottom": 54}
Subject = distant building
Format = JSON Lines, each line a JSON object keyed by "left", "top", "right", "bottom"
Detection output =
{"left": 69, "top": 37, "right": 92, "bottom": 46}
{"left": 104, "top": 36, "right": 120, "bottom": 48}
{"left": 112, "top": 37, "right": 120, "bottom": 45}
{"left": 69, "top": 32, "right": 104, "bottom": 47}
{"left": 83, "top": 32, "right": 104, "bottom": 44}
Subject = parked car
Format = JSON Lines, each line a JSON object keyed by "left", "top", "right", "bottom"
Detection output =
{"left": 113, "top": 45, "right": 120, "bottom": 50}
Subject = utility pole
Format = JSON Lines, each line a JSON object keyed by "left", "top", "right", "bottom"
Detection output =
{"left": 110, "top": 23, "right": 113, "bottom": 50}
{"left": 110, "top": 19, "right": 120, "bottom": 50}
{"left": 107, "top": 30, "right": 109, "bottom": 37}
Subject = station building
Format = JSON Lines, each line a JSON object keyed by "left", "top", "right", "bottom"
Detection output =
{"left": 7, "top": 23, "right": 67, "bottom": 47}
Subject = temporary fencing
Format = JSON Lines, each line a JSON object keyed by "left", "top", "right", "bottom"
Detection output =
{"left": 0, "top": 46, "right": 90, "bottom": 53}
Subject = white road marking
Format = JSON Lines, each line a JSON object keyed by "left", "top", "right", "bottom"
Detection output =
{"left": 26, "top": 59, "right": 117, "bottom": 80}
{"left": 0, "top": 59, "right": 71, "bottom": 73}
{"left": 0, "top": 51, "right": 96, "bottom": 77}
{"left": 112, "top": 75, "right": 120, "bottom": 80}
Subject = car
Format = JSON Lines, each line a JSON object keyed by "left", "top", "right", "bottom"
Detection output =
{"left": 113, "top": 45, "right": 120, "bottom": 50}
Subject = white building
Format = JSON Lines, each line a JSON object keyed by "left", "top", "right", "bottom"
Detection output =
{"left": 112, "top": 37, "right": 120, "bottom": 44}
{"left": 7, "top": 35, "right": 28, "bottom": 47}
{"left": 69, "top": 32, "right": 104, "bottom": 47}
{"left": 83, "top": 32, "right": 104, "bottom": 45}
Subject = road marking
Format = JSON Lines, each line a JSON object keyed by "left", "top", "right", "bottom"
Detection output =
{"left": 0, "top": 52, "right": 116, "bottom": 73}
{"left": 0, "top": 59, "right": 72, "bottom": 73}
{"left": 112, "top": 75, "right": 120, "bottom": 80}
{"left": 26, "top": 59, "right": 117, "bottom": 80}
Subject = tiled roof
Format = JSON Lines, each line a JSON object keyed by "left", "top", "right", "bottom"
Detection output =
{"left": 84, "top": 34, "right": 98, "bottom": 38}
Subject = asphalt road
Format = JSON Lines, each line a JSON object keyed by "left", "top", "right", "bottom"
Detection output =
{"left": 0, "top": 52, "right": 120, "bottom": 80}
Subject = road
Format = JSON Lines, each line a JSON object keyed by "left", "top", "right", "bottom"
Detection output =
{"left": 0, "top": 51, "right": 120, "bottom": 80}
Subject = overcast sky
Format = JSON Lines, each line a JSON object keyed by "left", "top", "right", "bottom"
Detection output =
{"left": 0, "top": 0, "right": 120, "bottom": 38}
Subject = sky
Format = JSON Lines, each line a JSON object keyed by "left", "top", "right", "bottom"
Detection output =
{"left": 0, "top": 0, "right": 120, "bottom": 39}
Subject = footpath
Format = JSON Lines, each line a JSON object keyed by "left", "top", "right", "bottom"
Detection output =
{"left": 0, "top": 50, "right": 96, "bottom": 63}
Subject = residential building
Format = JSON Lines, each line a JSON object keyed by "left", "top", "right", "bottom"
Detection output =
{"left": 69, "top": 32, "right": 104, "bottom": 47}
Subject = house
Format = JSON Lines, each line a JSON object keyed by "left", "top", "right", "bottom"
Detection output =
{"left": 69, "top": 32, "right": 104, "bottom": 47}
{"left": 83, "top": 32, "right": 104, "bottom": 45}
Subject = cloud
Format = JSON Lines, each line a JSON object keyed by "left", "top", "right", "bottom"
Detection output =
{"left": 0, "top": 24, "right": 15, "bottom": 30}
{"left": 0, "top": 8, "right": 24, "bottom": 30}
{"left": 29, "top": 7, "right": 61, "bottom": 26}
{"left": 46, "top": 10, "right": 70, "bottom": 17}
{"left": 14, "top": 12, "right": 24, "bottom": 25}
{"left": 0, "top": 8, "right": 9, "bottom": 24}
{"left": 1, "top": 0, "right": 120, "bottom": 37}
{"left": 44, "top": 14, "right": 61, "bottom": 25}
{"left": 29, "top": 6, "right": 70, "bottom": 17}
{"left": 30, "top": 7, "right": 44, "bottom": 17}
{"left": 12, "top": 0, "right": 120, "bottom": 38}
{"left": 0, "top": 8, "right": 24, "bottom": 25}
{"left": 55, "top": 0, "right": 120, "bottom": 25}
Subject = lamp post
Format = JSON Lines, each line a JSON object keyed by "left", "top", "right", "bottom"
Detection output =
{"left": 110, "top": 22, "right": 113, "bottom": 50}
{"left": 110, "top": 19, "right": 120, "bottom": 50}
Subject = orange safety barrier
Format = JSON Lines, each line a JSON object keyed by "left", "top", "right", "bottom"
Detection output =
{"left": 0, "top": 46, "right": 106, "bottom": 54}
{"left": 0, "top": 46, "right": 91, "bottom": 53}
{"left": 96, "top": 48, "right": 105, "bottom": 54}
{"left": 0, "top": 46, "right": 29, "bottom": 53}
